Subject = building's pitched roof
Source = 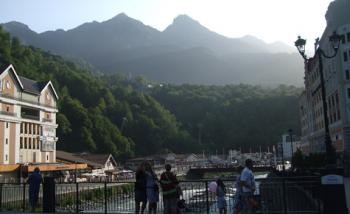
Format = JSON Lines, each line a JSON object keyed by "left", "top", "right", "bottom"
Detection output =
{"left": 56, "top": 150, "right": 103, "bottom": 169}
{"left": 18, "top": 76, "right": 48, "bottom": 95}
{"left": 1, "top": 64, "right": 58, "bottom": 99}
{"left": 77, "top": 154, "right": 115, "bottom": 166}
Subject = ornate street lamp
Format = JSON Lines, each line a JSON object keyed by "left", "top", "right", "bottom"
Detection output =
{"left": 295, "top": 31, "right": 341, "bottom": 164}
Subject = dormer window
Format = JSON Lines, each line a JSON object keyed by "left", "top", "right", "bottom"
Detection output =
{"left": 46, "top": 93, "right": 51, "bottom": 100}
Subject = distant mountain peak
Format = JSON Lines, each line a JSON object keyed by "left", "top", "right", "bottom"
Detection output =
{"left": 164, "top": 14, "right": 209, "bottom": 34}
{"left": 3, "top": 21, "right": 31, "bottom": 30}
{"left": 172, "top": 14, "right": 202, "bottom": 26}
{"left": 110, "top": 12, "right": 129, "bottom": 20}
{"left": 103, "top": 12, "right": 145, "bottom": 27}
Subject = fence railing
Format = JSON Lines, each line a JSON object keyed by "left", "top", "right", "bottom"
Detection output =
{"left": 0, "top": 177, "right": 322, "bottom": 213}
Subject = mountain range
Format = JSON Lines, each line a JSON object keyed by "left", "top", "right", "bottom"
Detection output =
{"left": 1, "top": 13, "right": 304, "bottom": 85}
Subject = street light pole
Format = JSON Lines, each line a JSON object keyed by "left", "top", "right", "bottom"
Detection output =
{"left": 295, "top": 32, "right": 341, "bottom": 164}
{"left": 280, "top": 142, "right": 285, "bottom": 172}
{"left": 288, "top": 129, "right": 293, "bottom": 159}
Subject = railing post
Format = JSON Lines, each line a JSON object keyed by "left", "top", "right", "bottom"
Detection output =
{"left": 23, "top": 182, "right": 26, "bottom": 212}
{"left": 282, "top": 177, "right": 287, "bottom": 214}
{"left": 104, "top": 181, "right": 107, "bottom": 214}
{"left": 43, "top": 177, "right": 56, "bottom": 213}
{"left": 0, "top": 183, "right": 2, "bottom": 211}
{"left": 205, "top": 181, "right": 209, "bottom": 214}
{"left": 75, "top": 182, "right": 79, "bottom": 213}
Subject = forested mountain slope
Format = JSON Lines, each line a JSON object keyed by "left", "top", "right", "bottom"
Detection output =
{"left": 2, "top": 14, "right": 303, "bottom": 85}
{"left": 0, "top": 27, "right": 195, "bottom": 159}
{"left": 150, "top": 84, "right": 302, "bottom": 152}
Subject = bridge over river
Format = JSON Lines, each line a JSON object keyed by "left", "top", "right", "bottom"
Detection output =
{"left": 186, "top": 166, "right": 274, "bottom": 179}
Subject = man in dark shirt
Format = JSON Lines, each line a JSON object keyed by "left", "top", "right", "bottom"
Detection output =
{"left": 28, "top": 167, "right": 42, "bottom": 212}
{"left": 160, "top": 164, "right": 179, "bottom": 214}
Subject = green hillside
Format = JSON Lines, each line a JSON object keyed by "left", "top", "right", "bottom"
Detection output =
{"left": 151, "top": 84, "right": 302, "bottom": 152}
{"left": 0, "top": 26, "right": 195, "bottom": 159}
{"left": 0, "top": 26, "right": 302, "bottom": 158}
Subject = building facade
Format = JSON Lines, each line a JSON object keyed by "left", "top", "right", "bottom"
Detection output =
{"left": 299, "top": 1, "right": 350, "bottom": 157}
{"left": 0, "top": 64, "right": 58, "bottom": 165}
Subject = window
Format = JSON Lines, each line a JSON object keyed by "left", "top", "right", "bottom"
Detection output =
{"left": 338, "top": 109, "right": 341, "bottom": 120}
{"left": 6, "top": 122, "right": 8, "bottom": 129}
{"left": 46, "top": 155, "right": 49, "bottom": 161}
{"left": 20, "top": 123, "right": 23, "bottom": 133}
{"left": 347, "top": 32, "right": 350, "bottom": 43}
{"left": 5, "top": 155, "right": 8, "bottom": 161}
{"left": 346, "top": 70, "right": 350, "bottom": 80}
{"left": 344, "top": 52, "right": 348, "bottom": 62}
{"left": 24, "top": 138, "right": 27, "bottom": 149}
{"left": 341, "top": 35, "right": 346, "bottom": 44}
{"left": 20, "top": 138, "right": 23, "bottom": 149}
{"left": 6, "top": 106, "right": 9, "bottom": 112}
{"left": 29, "top": 138, "right": 32, "bottom": 149}
{"left": 5, "top": 138, "right": 8, "bottom": 145}
{"left": 348, "top": 88, "right": 350, "bottom": 98}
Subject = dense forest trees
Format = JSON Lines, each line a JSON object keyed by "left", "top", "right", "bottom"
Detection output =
{"left": 151, "top": 84, "right": 302, "bottom": 153}
{"left": 0, "top": 27, "right": 194, "bottom": 159}
{"left": 0, "top": 26, "right": 302, "bottom": 159}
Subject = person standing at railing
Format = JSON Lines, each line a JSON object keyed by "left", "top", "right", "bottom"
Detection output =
{"left": 145, "top": 162, "right": 159, "bottom": 214}
{"left": 27, "top": 167, "right": 42, "bottom": 212}
{"left": 240, "top": 159, "right": 256, "bottom": 214}
{"left": 216, "top": 178, "right": 227, "bottom": 214}
{"left": 135, "top": 162, "right": 147, "bottom": 214}
{"left": 160, "top": 164, "right": 179, "bottom": 214}
{"left": 233, "top": 166, "right": 244, "bottom": 214}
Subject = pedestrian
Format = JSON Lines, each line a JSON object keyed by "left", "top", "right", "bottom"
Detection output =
{"left": 144, "top": 162, "right": 159, "bottom": 214}
{"left": 233, "top": 166, "right": 244, "bottom": 214}
{"left": 240, "top": 159, "right": 256, "bottom": 214}
{"left": 216, "top": 178, "right": 227, "bottom": 214}
{"left": 160, "top": 164, "right": 179, "bottom": 214}
{"left": 27, "top": 167, "right": 42, "bottom": 212}
{"left": 135, "top": 162, "right": 147, "bottom": 214}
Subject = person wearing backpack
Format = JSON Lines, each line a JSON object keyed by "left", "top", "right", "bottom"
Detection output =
{"left": 160, "top": 164, "right": 179, "bottom": 214}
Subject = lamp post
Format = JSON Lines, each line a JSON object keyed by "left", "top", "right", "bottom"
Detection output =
{"left": 288, "top": 129, "right": 293, "bottom": 158}
{"left": 295, "top": 31, "right": 341, "bottom": 164}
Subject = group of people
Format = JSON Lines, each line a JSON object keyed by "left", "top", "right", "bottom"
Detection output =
{"left": 136, "top": 159, "right": 256, "bottom": 214}
{"left": 135, "top": 162, "right": 182, "bottom": 214}
{"left": 27, "top": 160, "right": 255, "bottom": 214}
{"left": 216, "top": 159, "right": 256, "bottom": 214}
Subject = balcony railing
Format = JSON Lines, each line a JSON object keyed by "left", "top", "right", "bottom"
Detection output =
{"left": 0, "top": 111, "right": 17, "bottom": 117}
{"left": 0, "top": 177, "right": 322, "bottom": 213}
{"left": 21, "top": 114, "right": 40, "bottom": 121}
{"left": 0, "top": 93, "right": 55, "bottom": 109}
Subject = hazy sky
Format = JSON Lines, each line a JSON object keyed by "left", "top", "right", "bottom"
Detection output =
{"left": 1, "top": 0, "right": 333, "bottom": 49}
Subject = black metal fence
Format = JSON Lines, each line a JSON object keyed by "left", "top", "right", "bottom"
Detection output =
{"left": 0, "top": 177, "right": 322, "bottom": 213}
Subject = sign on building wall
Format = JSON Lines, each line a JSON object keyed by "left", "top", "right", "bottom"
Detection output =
{"left": 41, "top": 140, "right": 55, "bottom": 152}
{"left": 40, "top": 126, "right": 56, "bottom": 152}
